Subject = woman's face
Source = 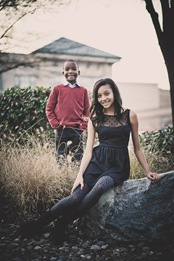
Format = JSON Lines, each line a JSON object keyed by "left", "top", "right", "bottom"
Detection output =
{"left": 97, "top": 84, "right": 114, "bottom": 112}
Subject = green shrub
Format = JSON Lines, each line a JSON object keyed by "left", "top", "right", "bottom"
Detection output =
{"left": 139, "top": 126, "right": 174, "bottom": 155}
{"left": 139, "top": 126, "right": 174, "bottom": 171}
{"left": 0, "top": 86, "right": 52, "bottom": 143}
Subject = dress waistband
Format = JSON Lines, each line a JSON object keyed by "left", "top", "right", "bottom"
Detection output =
{"left": 99, "top": 143, "right": 127, "bottom": 149}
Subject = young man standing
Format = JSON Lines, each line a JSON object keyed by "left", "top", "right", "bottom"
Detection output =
{"left": 46, "top": 59, "right": 90, "bottom": 164}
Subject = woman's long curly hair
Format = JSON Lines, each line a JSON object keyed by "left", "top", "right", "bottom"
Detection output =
{"left": 90, "top": 78, "right": 123, "bottom": 128}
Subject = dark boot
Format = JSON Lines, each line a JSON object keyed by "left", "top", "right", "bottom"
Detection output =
{"left": 51, "top": 209, "right": 81, "bottom": 244}
{"left": 20, "top": 209, "right": 55, "bottom": 238}
{"left": 51, "top": 217, "right": 68, "bottom": 244}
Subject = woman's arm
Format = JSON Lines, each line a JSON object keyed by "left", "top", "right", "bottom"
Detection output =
{"left": 130, "top": 111, "right": 160, "bottom": 182}
{"left": 71, "top": 119, "right": 95, "bottom": 193}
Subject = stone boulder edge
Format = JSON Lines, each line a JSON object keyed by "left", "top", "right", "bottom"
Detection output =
{"left": 80, "top": 171, "right": 174, "bottom": 246}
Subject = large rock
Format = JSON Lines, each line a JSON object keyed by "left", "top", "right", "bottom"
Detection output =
{"left": 80, "top": 171, "right": 174, "bottom": 245}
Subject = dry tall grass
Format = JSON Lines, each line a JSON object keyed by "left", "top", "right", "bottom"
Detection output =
{"left": 0, "top": 137, "right": 172, "bottom": 217}
{"left": 129, "top": 145, "right": 173, "bottom": 179}
{"left": 0, "top": 137, "right": 78, "bottom": 217}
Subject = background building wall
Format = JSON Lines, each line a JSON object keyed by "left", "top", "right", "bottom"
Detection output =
{"left": 1, "top": 53, "right": 115, "bottom": 91}
{"left": 117, "top": 82, "right": 172, "bottom": 131}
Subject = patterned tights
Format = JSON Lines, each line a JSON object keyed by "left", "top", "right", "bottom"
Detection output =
{"left": 51, "top": 176, "right": 114, "bottom": 221}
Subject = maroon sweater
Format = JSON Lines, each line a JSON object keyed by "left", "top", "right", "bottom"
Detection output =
{"left": 46, "top": 84, "right": 90, "bottom": 130}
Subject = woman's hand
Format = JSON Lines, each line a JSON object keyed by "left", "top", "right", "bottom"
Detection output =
{"left": 71, "top": 175, "right": 84, "bottom": 194}
{"left": 146, "top": 172, "right": 160, "bottom": 183}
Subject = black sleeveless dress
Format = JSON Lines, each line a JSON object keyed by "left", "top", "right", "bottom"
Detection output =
{"left": 83, "top": 109, "right": 131, "bottom": 187}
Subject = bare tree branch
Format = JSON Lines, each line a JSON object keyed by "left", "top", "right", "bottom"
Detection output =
{"left": 0, "top": 13, "right": 26, "bottom": 39}
{"left": 0, "top": 0, "right": 72, "bottom": 51}
{"left": 0, "top": 0, "right": 37, "bottom": 10}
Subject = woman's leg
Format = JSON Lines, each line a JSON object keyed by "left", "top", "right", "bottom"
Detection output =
{"left": 50, "top": 183, "right": 91, "bottom": 216}
{"left": 49, "top": 184, "right": 90, "bottom": 242}
{"left": 50, "top": 176, "right": 114, "bottom": 244}
{"left": 20, "top": 184, "right": 91, "bottom": 238}
{"left": 51, "top": 176, "right": 115, "bottom": 243}
{"left": 20, "top": 176, "right": 114, "bottom": 238}
{"left": 77, "top": 176, "right": 114, "bottom": 214}
{"left": 53, "top": 176, "right": 115, "bottom": 239}
{"left": 54, "top": 176, "right": 115, "bottom": 228}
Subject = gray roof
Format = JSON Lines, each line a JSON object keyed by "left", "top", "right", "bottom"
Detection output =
{"left": 33, "top": 37, "right": 121, "bottom": 60}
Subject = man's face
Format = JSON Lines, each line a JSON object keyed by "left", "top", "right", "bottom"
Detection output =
{"left": 62, "top": 61, "right": 80, "bottom": 84}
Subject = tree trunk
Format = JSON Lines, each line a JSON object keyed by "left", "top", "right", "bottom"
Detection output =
{"left": 165, "top": 62, "right": 174, "bottom": 128}
{"left": 144, "top": 0, "right": 174, "bottom": 126}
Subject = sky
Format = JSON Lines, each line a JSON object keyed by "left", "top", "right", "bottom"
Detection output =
{"left": 1, "top": 0, "right": 170, "bottom": 90}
